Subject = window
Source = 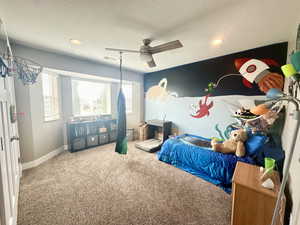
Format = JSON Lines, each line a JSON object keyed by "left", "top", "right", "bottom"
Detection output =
{"left": 72, "top": 79, "right": 111, "bottom": 116}
{"left": 122, "top": 83, "right": 133, "bottom": 113}
{"left": 42, "top": 73, "right": 60, "bottom": 121}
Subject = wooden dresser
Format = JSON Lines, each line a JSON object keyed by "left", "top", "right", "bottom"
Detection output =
{"left": 231, "top": 162, "right": 285, "bottom": 225}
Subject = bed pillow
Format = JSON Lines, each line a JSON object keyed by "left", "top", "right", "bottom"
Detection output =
{"left": 245, "top": 133, "right": 268, "bottom": 156}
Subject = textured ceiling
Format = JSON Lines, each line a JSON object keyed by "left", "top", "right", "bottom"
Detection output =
{"left": 0, "top": 0, "right": 300, "bottom": 73}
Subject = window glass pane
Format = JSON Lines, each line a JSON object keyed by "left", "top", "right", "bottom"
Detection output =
{"left": 72, "top": 79, "right": 111, "bottom": 116}
{"left": 122, "top": 83, "right": 133, "bottom": 113}
{"left": 42, "top": 73, "right": 60, "bottom": 121}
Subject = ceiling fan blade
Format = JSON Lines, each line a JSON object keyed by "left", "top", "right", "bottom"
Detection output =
{"left": 150, "top": 40, "right": 183, "bottom": 54}
{"left": 147, "top": 58, "right": 156, "bottom": 68}
{"left": 105, "top": 48, "right": 140, "bottom": 53}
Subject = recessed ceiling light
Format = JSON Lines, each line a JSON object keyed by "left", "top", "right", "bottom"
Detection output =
{"left": 212, "top": 39, "right": 223, "bottom": 46}
{"left": 70, "top": 39, "right": 81, "bottom": 45}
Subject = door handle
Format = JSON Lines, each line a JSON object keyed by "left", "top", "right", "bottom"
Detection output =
{"left": 10, "top": 136, "right": 19, "bottom": 142}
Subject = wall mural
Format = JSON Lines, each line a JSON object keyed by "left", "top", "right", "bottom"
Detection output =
{"left": 234, "top": 58, "right": 284, "bottom": 93}
{"left": 146, "top": 78, "right": 178, "bottom": 101}
{"left": 144, "top": 42, "right": 288, "bottom": 137}
{"left": 190, "top": 94, "right": 214, "bottom": 118}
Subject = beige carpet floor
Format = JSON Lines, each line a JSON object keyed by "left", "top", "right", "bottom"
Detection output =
{"left": 18, "top": 142, "right": 232, "bottom": 225}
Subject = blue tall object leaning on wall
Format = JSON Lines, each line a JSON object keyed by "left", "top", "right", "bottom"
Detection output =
{"left": 115, "top": 52, "right": 128, "bottom": 154}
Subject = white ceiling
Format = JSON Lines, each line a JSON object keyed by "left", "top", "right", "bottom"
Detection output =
{"left": 0, "top": 0, "right": 300, "bottom": 73}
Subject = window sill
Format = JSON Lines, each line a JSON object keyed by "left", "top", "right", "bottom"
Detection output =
{"left": 73, "top": 113, "right": 111, "bottom": 117}
{"left": 44, "top": 118, "right": 61, "bottom": 123}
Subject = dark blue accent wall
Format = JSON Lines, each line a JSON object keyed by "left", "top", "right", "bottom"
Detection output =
{"left": 144, "top": 42, "right": 288, "bottom": 97}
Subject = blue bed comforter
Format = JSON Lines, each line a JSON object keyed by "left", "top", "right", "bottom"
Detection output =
{"left": 157, "top": 134, "right": 255, "bottom": 193}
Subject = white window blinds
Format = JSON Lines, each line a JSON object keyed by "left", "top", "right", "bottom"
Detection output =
{"left": 42, "top": 73, "right": 60, "bottom": 121}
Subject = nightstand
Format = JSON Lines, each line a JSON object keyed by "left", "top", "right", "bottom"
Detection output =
{"left": 231, "top": 162, "right": 285, "bottom": 225}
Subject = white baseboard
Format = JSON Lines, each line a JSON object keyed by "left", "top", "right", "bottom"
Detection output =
{"left": 22, "top": 146, "right": 65, "bottom": 170}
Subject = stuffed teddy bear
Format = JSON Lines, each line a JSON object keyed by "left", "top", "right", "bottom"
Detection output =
{"left": 211, "top": 129, "right": 248, "bottom": 157}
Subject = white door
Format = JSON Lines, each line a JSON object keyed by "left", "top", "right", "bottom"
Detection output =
{"left": 0, "top": 77, "right": 20, "bottom": 225}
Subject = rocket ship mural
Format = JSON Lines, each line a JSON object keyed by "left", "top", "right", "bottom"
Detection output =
{"left": 189, "top": 57, "right": 284, "bottom": 119}
{"left": 234, "top": 58, "right": 284, "bottom": 93}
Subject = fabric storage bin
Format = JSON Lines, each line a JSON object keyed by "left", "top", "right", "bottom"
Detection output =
{"left": 98, "top": 122, "right": 107, "bottom": 134}
{"left": 99, "top": 133, "right": 109, "bottom": 145}
{"left": 87, "top": 134, "right": 99, "bottom": 147}
{"left": 86, "top": 124, "right": 98, "bottom": 135}
{"left": 72, "top": 125, "right": 86, "bottom": 137}
{"left": 72, "top": 137, "right": 86, "bottom": 151}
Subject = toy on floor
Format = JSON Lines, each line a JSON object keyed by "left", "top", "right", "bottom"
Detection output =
{"left": 211, "top": 129, "right": 248, "bottom": 157}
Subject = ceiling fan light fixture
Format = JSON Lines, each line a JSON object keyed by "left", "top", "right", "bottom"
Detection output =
{"left": 140, "top": 53, "right": 153, "bottom": 62}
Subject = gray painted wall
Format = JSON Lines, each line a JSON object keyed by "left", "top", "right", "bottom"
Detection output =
{"left": 14, "top": 79, "right": 34, "bottom": 162}
{"left": 29, "top": 75, "right": 64, "bottom": 159}
{"left": 10, "top": 42, "right": 144, "bottom": 163}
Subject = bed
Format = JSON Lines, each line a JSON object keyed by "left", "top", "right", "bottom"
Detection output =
{"left": 157, "top": 134, "right": 259, "bottom": 193}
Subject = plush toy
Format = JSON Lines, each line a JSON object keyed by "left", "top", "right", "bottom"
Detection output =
{"left": 211, "top": 129, "right": 248, "bottom": 157}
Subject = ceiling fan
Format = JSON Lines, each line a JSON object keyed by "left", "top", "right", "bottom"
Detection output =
{"left": 105, "top": 39, "right": 183, "bottom": 68}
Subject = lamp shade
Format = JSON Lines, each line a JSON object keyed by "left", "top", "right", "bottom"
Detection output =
{"left": 281, "top": 64, "right": 297, "bottom": 78}
{"left": 266, "top": 88, "right": 284, "bottom": 99}
{"left": 291, "top": 51, "right": 300, "bottom": 72}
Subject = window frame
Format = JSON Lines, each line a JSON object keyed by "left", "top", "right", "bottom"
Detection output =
{"left": 71, "top": 78, "right": 112, "bottom": 117}
{"left": 42, "top": 72, "right": 60, "bottom": 122}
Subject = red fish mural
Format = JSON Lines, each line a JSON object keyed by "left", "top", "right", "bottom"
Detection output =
{"left": 190, "top": 94, "right": 214, "bottom": 118}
